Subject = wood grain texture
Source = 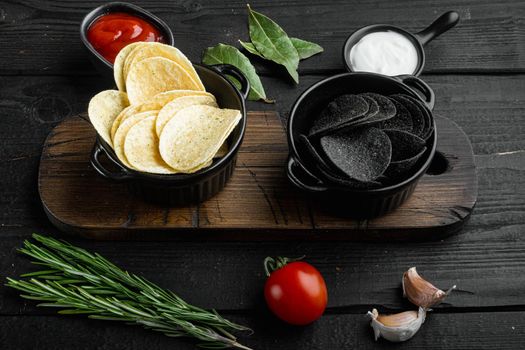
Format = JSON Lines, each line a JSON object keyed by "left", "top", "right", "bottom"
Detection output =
{"left": 1, "top": 74, "right": 522, "bottom": 230}
{"left": 0, "top": 1, "right": 524, "bottom": 75}
{"left": 3, "top": 230, "right": 525, "bottom": 315}
{"left": 38, "top": 111, "right": 476, "bottom": 240}
{"left": 1, "top": 312, "right": 525, "bottom": 350}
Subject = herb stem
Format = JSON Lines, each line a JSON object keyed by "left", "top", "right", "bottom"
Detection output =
{"left": 6, "top": 234, "right": 252, "bottom": 349}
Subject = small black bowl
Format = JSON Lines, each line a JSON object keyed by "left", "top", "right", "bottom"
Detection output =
{"left": 80, "top": 2, "right": 175, "bottom": 77}
{"left": 287, "top": 72, "right": 437, "bottom": 218}
{"left": 343, "top": 11, "right": 459, "bottom": 76}
{"left": 90, "top": 64, "right": 250, "bottom": 206}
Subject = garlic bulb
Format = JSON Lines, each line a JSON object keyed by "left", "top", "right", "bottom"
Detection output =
{"left": 367, "top": 307, "right": 426, "bottom": 342}
{"left": 402, "top": 267, "right": 456, "bottom": 309}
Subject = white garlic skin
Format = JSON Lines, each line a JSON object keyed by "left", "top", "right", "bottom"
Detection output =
{"left": 402, "top": 267, "right": 456, "bottom": 309}
{"left": 367, "top": 307, "right": 426, "bottom": 342}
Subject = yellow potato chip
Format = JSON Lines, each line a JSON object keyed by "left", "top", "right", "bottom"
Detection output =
{"left": 111, "top": 105, "right": 160, "bottom": 141}
{"left": 201, "top": 160, "right": 213, "bottom": 169}
{"left": 124, "top": 116, "right": 176, "bottom": 174}
{"left": 151, "top": 90, "right": 214, "bottom": 107}
{"left": 111, "top": 105, "right": 135, "bottom": 141}
{"left": 214, "top": 142, "right": 229, "bottom": 158}
{"left": 180, "top": 159, "right": 213, "bottom": 174}
{"left": 123, "top": 42, "right": 205, "bottom": 91}
{"left": 88, "top": 90, "right": 129, "bottom": 148}
{"left": 113, "top": 42, "right": 142, "bottom": 92}
{"left": 110, "top": 91, "right": 214, "bottom": 141}
{"left": 126, "top": 57, "right": 202, "bottom": 105}
{"left": 156, "top": 95, "right": 218, "bottom": 137}
{"left": 113, "top": 111, "right": 158, "bottom": 169}
{"left": 159, "top": 105, "right": 241, "bottom": 172}
{"left": 187, "top": 160, "right": 213, "bottom": 173}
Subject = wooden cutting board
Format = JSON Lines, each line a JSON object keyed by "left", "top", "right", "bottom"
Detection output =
{"left": 38, "top": 111, "right": 477, "bottom": 241}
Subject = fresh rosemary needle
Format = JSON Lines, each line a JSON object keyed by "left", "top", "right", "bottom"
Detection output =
{"left": 6, "top": 234, "right": 252, "bottom": 350}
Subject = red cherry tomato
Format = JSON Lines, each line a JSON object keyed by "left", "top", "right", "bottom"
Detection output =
{"left": 264, "top": 257, "right": 327, "bottom": 325}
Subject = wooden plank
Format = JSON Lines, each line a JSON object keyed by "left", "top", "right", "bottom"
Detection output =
{"left": 37, "top": 112, "right": 476, "bottom": 239}
{"left": 0, "top": 1, "right": 524, "bottom": 75}
{"left": 1, "top": 312, "right": 525, "bottom": 349}
{"left": 3, "top": 229, "right": 525, "bottom": 315}
{"left": 0, "top": 73, "right": 523, "bottom": 155}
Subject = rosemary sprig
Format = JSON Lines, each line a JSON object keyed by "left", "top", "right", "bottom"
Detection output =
{"left": 6, "top": 234, "right": 252, "bottom": 350}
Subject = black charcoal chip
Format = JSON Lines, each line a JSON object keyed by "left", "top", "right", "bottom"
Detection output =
{"left": 390, "top": 94, "right": 426, "bottom": 138}
{"left": 329, "top": 93, "right": 397, "bottom": 134}
{"left": 384, "top": 146, "right": 427, "bottom": 178}
{"left": 298, "top": 134, "right": 333, "bottom": 172}
{"left": 352, "top": 95, "right": 379, "bottom": 124}
{"left": 422, "top": 113, "right": 433, "bottom": 141}
{"left": 299, "top": 135, "right": 381, "bottom": 189}
{"left": 320, "top": 127, "right": 392, "bottom": 182}
{"left": 321, "top": 95, "right": 381, "bottom": 135}
{"left": 352, "top": 93, "right": 397, "bottom": 127}
{"left": 418, "top": 109, "right": 433, "bottom": 141}
{"left": 309, "top": 94, "right": 369, "bottom": 136}
{"left": 397, "top": 94, "right": 434, "bottom": 140}
{"left": 378, "top": 98, "right": 413, "bottom": 132}
{"left": 383, "top": 129, "right": 426, "bottom": 162}
{"left": 317, "top": 165, "right": 382, "bottom": 189}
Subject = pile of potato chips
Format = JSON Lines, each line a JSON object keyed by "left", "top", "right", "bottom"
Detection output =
{"left": 88, "top": 42, "right": 242, "bottom": 174}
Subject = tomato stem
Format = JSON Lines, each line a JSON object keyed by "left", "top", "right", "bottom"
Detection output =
{"left": 263, "top": 256, "right": 305, "bottom": 276}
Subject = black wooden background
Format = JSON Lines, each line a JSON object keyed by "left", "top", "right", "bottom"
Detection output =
{"left": 1, "top": 1, "right": 525, "bottom": 349}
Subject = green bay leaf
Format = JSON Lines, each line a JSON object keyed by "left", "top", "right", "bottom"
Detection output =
{"left": 241, "top": 38, "right": 324, "bottom": 61}
{"left": 239, "top": 40, "right": 264, "bottom": 59}
{"left": 247, "top": 5, "right": 299, "bottom": 83}
{"left": 290, "top": 37, "right": 324, "bottom": 60}
{"left": 202, "top": 43, "right": 268, "bottom": 102}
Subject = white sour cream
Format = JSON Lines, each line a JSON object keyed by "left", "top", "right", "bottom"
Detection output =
{"left": 349, "top": 31, "right": 419, "bottom": 76}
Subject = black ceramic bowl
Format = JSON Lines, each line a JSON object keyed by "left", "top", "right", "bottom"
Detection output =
{"left": 90, "top": 64, "right": 250, "bottom": 206}
{"left": 343, "top": 11, "right": 459, "bottom": 76}
{"left": 287, "top": 72, "right": 437, "bottom": 218}
{"left": 80, "top": 2, "right": 175, "bottom": 76}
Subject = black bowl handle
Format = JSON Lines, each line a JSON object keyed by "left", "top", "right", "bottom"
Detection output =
{"left": 212, "top": 64, "right": 250, "bottom": 100}
{"left": 396, "top": 75, "right": 435, "bottom": 110}
{"left": 287, "top": 156, "right": 328, "bottom": 193}
{"left": 415, "top": 11, "right": 460, "bottom": 46}
{"left": 91, "top": 142, "right": 133, "bottom": 181}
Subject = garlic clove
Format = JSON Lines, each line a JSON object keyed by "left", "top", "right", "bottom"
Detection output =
{"left": 402, "top": 267, "right": 456, "bottom": 309}
{"left": 367, "top": 307, "right": 426, "bottom": 342}
{"left": 377, "top": 310, "right": 419, "bottom": 327}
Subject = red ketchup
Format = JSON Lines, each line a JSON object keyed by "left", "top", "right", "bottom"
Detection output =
{"left": 87, "top": 12, "right": 165, "bottom": 63}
